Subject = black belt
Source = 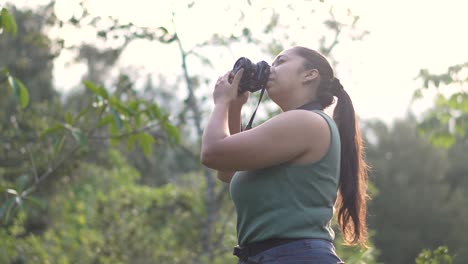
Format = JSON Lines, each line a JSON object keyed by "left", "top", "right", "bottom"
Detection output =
{"left": 233, "top": 238, "right": 304, "bottom": 261}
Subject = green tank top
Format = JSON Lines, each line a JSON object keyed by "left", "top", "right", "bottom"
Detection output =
{"left": 229, "top": 110, "right": 341, "bottom": 246}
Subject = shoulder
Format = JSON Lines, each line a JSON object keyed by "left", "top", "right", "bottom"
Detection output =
{"left": 267, "top": 109, "right": 330, "bottom": 134}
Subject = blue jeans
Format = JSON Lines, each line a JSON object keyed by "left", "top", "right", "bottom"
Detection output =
{"left": 238, "top": 239, "right": 344, "bottom": 264}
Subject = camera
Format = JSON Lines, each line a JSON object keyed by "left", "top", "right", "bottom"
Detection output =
{"left": 231, "top": 57, "right": 270, "bottom": 93}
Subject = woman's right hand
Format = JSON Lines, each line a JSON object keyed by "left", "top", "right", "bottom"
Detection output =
{"left": 229, "top": 71, "right": 249, "bottom": 108}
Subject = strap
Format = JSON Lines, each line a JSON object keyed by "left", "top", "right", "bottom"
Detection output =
{"left": 242, "top": 85, "right": 267, "bottom": 131}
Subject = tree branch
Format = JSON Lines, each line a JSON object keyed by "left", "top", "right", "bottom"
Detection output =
{"left": 21, "top": 104, "right": 108, "bottom": 198}
{"left": 87, "top": 122, "right": 168, "bottom": 140}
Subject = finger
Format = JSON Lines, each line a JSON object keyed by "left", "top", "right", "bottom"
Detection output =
{"left": 232, "top": 68, "right": 244, "bottom": 87}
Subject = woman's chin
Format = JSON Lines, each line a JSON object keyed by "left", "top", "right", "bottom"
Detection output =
{"left": 266, "top": 87, "right": 276, "bottom": 98}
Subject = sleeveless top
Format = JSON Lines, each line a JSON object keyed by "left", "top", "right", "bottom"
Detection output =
{"left": 229, "top": 110, "right": 341, "bottom": 246}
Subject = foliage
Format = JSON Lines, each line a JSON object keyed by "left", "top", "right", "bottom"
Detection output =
{"left": 334, "top": 231, "right": 379, "bottom": 264}
{"left": 2, "top": 68, "right": 29, "bottom": 108}
{"left": 415, "top": 246, "right": 453, "bottom": 264}
{"left": 414, "top": 62, "right": 468, "bottom": 148}
{"left": 365, "top": 118, "right": 468, "bottom": 264}
{"left": 0, "top": 5, "right": 179, "bottom": 227}
{"left": 0, "top": 4, "right": 60, "bottom": 102}
{"left": 0, "top": 7, "right": 17, "bottom": 37}
{"left": 0, "top": 150, "right": 237, "bottom": 263}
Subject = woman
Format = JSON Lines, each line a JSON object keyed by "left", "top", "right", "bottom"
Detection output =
{"left": 201, "top": 46, "right": 368, "bottom": 263}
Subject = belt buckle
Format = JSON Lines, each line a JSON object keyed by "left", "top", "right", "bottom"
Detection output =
{"left": 233, "top": 245, "right": 249, "bottom": 261}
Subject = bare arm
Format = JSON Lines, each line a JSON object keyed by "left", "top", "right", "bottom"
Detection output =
{"left": 217, "top": 103, "right": 242, "bottom": 183}
{"left": 201, "top": 109, "right": 328, "bottom": 171}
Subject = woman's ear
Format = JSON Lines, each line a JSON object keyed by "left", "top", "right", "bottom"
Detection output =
{"left": 303, "top": 69, "right": 319, "bottom": 84}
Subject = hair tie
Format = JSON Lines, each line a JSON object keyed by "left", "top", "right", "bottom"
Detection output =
{"left": 330, "top": 78, "right": 343, "bottom": 95}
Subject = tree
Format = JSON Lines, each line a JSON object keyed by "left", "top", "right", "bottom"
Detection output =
{"left": 413, "top": 62, "right": 468, "bottom": 148}
{"left": 0, "top": 3, "right": 179, "bottom": 229}
{"left": 364, "top": 117, "right": 468, "bottom": 264}
{"left": 0, "top": 150, "right": 236, "bottom": 264}
{"left": 0, "top": 5, "right": 58, "bottom": 102}
{"left": 416, "top": 246, "right": 453, "bottom": 264}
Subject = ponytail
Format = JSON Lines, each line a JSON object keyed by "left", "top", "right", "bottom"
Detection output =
{"left": 333, "top": 85, "right": 369, "bottom": 247}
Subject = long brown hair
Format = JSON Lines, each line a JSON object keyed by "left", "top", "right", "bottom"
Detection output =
{"left": 292, "top": 46, "right": 369, "bottom": 246}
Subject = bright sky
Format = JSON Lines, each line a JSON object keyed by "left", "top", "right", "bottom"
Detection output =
{"left": 10, "top": 0, "right": 468, "bottom": 122}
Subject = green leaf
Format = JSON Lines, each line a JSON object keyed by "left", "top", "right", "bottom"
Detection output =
{"left": 15, "top": 175, "right": 29, "bottom": 192}
{"left": 84, "top": 81, "right": 108, "bottom": 99}
{"left": 430, "top": 133, "right": 455, "bottom": 149}
{"left": 23, "top": 196, "right": 47, "bottom": 209}
{"left": 448, "top": 93, "right": 468, "bottom": 112}
{"left": 128, "top": 100, "right": 140, "bottom": 112}
{"left": 110, "top": 107, "right": 123, "bottom": 129}
{"left": 109, "top": 96, "right": 134, "bottom": 116}
{"left": 109, "top": 122, "right": 120, "bottom": 146}
{"left": 40, "top": 124, "right": 65, "bottom": 138}
{"left": 435, "top": 94, "right": 447, "bottom": 107}
{"left": 135, "top": 114, "right": 142, "bottom": 128}
{"left": 97, "top": 114, "right": 114, "bottom": 127}
{"left": 0, "top": 198, "right": 15, "bottom": 221}
{"left": 412, "top": 89, "right": 423, "bottom": 101}
{"left": 65, "top": 112, "right": 73, "bottom": 125}
{"left": 164, "top": 123, "right": 180, "bottom": 144}
{"left": 16, "top": 78, "right": 30, "bottom": 108}
{"left": 139, "top": 132, "right": 155, "bottom": 156}
{"left": 1, "top": 8, "right": 17, "bottom": 37}
{"left": 423, "top": 79, "right": 429, "bottom": 88}
{"left": 53, "top": 134, "right": 66, "bottom": 155}
{"left": 123, "top": 120, "right": 132, "bottom": 133}
{"left": 64, "top": 124, "right": 88, "bottom": 149}
{"left": 109, "top": 120, "right": 119, "bottom": 136}
{"left": 1, "top": 67, "right": 9, "bottom": 75}
{"left": 8, "top": 76, "right": 29, "bottom": 108}
{"left": 72, "top": 129, "right": 87, "bottom": 148}
{"left": 127, "top": 134, "right": 139, "bottom": 151}
{"left": 147, "top": 104, "right": 163, "bottom": 119}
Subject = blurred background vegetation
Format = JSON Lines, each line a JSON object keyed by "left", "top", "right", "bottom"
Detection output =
{"left": 1, "top": 1, "right": 467, "bottom": 263}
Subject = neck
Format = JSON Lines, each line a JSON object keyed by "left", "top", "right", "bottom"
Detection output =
{"left": 280, "top": 95, "right": 318, "bottom": 111}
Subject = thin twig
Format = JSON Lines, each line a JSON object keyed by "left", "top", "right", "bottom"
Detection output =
{"left": 26, "top": 143, "right": 39, "bottom": 183}
{"left": 87, "top": 122, "right": 166, "bottom": 140}
{"left": 21, "top": 144, "right": 80, "bottom": 197}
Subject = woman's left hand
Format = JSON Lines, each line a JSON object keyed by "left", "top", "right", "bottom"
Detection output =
{"left": 213, "top": 69, "right": 244, "bottom": 105}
